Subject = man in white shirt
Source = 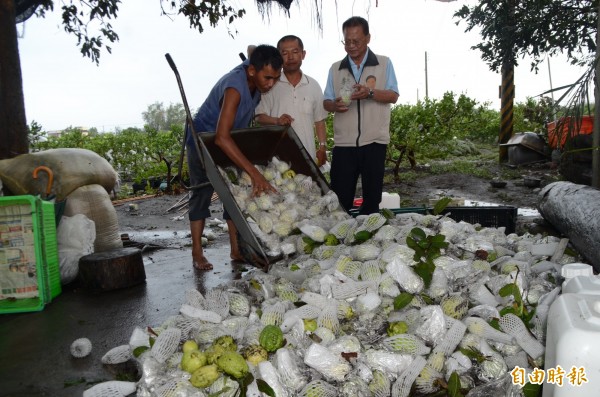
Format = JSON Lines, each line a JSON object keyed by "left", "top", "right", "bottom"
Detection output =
{"left": 255, "top": 35, "right": 328, "bottom": 166}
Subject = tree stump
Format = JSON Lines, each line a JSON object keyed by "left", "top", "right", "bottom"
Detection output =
{"left": 78, "top": 247, "right": 146, "bottom": 292}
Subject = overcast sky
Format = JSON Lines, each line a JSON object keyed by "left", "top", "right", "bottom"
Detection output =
{"left": 18, "top": 0, "right": 587, "bottom": 132}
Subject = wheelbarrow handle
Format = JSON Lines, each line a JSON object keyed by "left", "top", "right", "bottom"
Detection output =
{"left": 164, "top": 52, "right": 207, "bottom": 178}
{"left": 32, "top": 166, "right": 54, "bottom": 197}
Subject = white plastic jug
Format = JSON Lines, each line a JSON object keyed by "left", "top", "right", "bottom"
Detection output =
{"left": 544, "top": 292, "right": 600, "bottom": 397}
{"left": 379, "top": 192, "right": 400, "bottom": 209}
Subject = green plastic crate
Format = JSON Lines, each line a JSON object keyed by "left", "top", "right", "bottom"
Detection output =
{"left": 0, "top": 195, "right": 61, "bottom": 314}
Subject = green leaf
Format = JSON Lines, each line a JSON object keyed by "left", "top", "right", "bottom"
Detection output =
{"left": 459, "top": 347, "right": 486, "bottom": 364}
{"left": 420, "top": 293, "right": 434, "bottom": 305}
{"left": 289, "top": 264, "right": 300, "bottom": 271}
{"left": 256, "top": 379, "right": 276, "bottom": 397}
{"left": 499, "top": 283, "right": 520, "bottom": 299}
{"left": 432, "top": 197, "right": 453, "bottom": 215}
{"left": 302, "top": 236, "right": 316, "bottom": 245}
{"left": 489, "top": 318, "right": 501, "bottom": 331}
{"left": 522, "top": 382, "right": 542, "bottom": 397}
{"left": 414, "top": 260, "right": 435, "bottom": 288}
{"left": 235, "top": 373, "right": 255, "bottom": 397}
{"left": 381, "top": 207, "right": 395, "bottom": 220}
{"left": 207, "top": 386, "right": 233, "bottom": 397}
{"left": 499, "top": 306, "right": 516, "bottom": 317}
{"left": 410, "top": 227, "right": 427, "bottom": 240}
{"left": 393, "top": 292, "right": 414, "bottom": 310}
{"left": 133, "top": 346, "right": 150, "bottom": 358}
{"left": 447, "top": 371, "right": 465, "bottom": 397}
{"left": 406, "top": 236, "right": 420, "bottom": 252}
{"left": 523, "top": 308, "right": 536, "bottom": 327}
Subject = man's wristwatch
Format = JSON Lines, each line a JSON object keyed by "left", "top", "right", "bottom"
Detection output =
{"left": 319, "top": 142, "right": 327, "bottom": 149}
{"left": 367, "top": 89, "right": 375, "bottom": 99}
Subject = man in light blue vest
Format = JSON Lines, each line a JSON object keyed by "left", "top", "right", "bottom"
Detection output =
{"left": 323, "top": 16, "right": 399, "bottom": 215}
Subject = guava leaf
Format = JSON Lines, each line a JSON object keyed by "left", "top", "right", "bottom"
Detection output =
{"left": 257, "top": 379, "right": 276, "bottom": 397}
{"left": 499, "top": 283, "right": 523, "bottom": 304}
{"left": 447, "top": 371, "right": 464, "bottom": 397}
{"left": 393, "top": 292, "right": 414, "bottom": 310}
{"left": 522, "top": 382, "right": 542, "bottom": 397}
{"left": 410, "top": 227, "right": 427, "bottom": 241}
{"left": 432, "top": 197, "right": 453, "bottom": 215}
{"left": 381, "top": 207, "right": 395, "bottom": 219}
{"left": 414, "top": 260, "right": 435, "bottom": 288}
{"left": 133, "top": 345, "right": 150, "bottom": 358}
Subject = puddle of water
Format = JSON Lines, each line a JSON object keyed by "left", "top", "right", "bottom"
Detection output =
{"left": 463, "top": 200, "right": 540, "bottom": 217}
{"left": 123, "top": 230, "right": 190, "bottom": 241}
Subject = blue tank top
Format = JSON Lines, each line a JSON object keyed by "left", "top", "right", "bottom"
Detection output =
{"left": 188, "top": 60, "right": 259, "bottom": 145}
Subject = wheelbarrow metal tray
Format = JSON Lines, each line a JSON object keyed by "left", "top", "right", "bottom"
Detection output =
{"left": 196, "top": 126, "right": 330, "bottom": 270}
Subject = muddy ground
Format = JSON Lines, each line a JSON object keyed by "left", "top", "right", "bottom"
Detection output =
{"left": 114, "top": 160, "right": 560, "bottom": 250}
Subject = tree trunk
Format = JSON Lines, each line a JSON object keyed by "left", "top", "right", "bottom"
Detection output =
{"left": 0, "top": 0, "right": 28, "bottom": 160}
{"left": 538, "top": 181, "right": 600, "bottom": 272}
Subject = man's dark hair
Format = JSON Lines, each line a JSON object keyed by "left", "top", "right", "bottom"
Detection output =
{"left": 342, "top": 16, "right": 369, "bottom": 36}
{"left": 249, "top": 44, "right": 283, "bottom": 70}
{"left": 277, "top": 35, "right": 304, "bottom": 50}
{"left": 366, "top": 75, "right": 375, "bottom": 81}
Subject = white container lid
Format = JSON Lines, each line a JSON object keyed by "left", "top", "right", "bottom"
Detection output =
{"left": 562, "top": 263, "right": 594, "bottom": 279}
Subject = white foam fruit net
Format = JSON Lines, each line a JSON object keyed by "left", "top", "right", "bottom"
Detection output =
{"left": 382, "top": 334, "right": 431, "bottom": 355}
{"left": 70, "top": 337, "right": 93, "bottom": 358}
{"left": 499, "top": 313, "right": 545, "bottom": 359}
{"left": 179, "top": 304, "right": 222, "bottom": 323}
{"left": 101, "top": 344, "right": 132, "bottom": 365}
{"left": 184, "top": 288, "right": 205, "bottom": 308}
{"left": 391, "top": 355, "right": 427, "bottom": 397}
{"left": 299, "top": 380, "right": 337, "bottom": 397}
{"left": 150, "top": 327, "right": 181, "bottom": 363}
{"left": 204, "top": 288, "right": 230, "bottom": 319}
{"left": 100, "top": 165, "right": 580, "bottom": 396}
{"left": 464, "top": 317, "right": 515, "bottom": 345}
{"left": 82, "top": 381, "right": 137, "bottom": 397}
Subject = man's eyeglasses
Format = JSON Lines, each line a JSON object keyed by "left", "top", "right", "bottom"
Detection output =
{"left": 341, "top": 39, "right": 364, "bottom": 47}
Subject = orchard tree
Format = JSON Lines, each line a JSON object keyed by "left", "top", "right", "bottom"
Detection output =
{"left": 454, "top": 0, "right": 598, "bottom": 163}
{"left": 0, "top": 0, "right": 308, "bottom": 160}
{"left": 142, "top": 102, "right": 186, "bottom": 132}
{"left": 455, "top": 1, "right": 597, "bottom": 73}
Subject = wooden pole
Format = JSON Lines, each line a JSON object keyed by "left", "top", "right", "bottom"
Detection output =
{"left": 499, "top": 65, "right": 514, "bottom": 161}
{"left": 498, "top": 0, "right": 516, "bottom": 162}
{"left": 425, "top": 51, "right": 429, "bottom": 100}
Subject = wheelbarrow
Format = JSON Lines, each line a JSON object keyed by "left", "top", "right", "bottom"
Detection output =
{"left": 164, "top": 53, "right": 330, "bottom": 270}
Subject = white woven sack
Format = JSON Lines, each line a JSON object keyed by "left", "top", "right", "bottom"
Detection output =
{"left": 0, "top": 148, "right": 117, "bottom": 201}
{"left": 63, "top": 184, "right": 122, "bottom": 252}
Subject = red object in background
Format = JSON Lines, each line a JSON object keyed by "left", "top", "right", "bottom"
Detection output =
{"left": 547, "top": 115, "right": 594, "bottom": 149}
{"left": 353, "top": 198, "right": 363, "bottom": 207}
